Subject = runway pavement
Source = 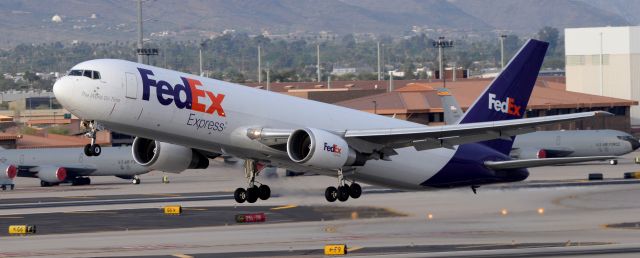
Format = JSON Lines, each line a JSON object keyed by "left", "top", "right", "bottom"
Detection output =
{"left": 0, "top": 205, "right": 401, "bottom": 236}
{"left": 1, "top": 153, "right": 640, "bottom": 257}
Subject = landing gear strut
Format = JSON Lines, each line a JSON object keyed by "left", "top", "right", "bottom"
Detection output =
{"left": 471, "top": 185, "right": 479, "bottom": 194}
{"left": 83, "top": 120, "right": 101, "bottom": 157}
{"left": 325, "top": 168, "right": 361, "bottom": 202}
{"left": 234, "top": 160, "right": 271, "bottom": 203}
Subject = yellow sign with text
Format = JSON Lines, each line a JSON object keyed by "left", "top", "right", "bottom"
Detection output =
{"left": 324, "top": 244, "right": 347, "bottom": 255}
{"left": 163, "top": 205, "right": 182, "bottom": 215}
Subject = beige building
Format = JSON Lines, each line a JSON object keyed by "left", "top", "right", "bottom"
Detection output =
{"left": 565, "top": 26, "right": 640, "bottom": 125}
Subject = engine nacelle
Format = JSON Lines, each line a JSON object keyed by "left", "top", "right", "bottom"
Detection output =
{"left": 510, "top": 148, "right": 547, "bottom": 159}
{"left": 37, "top": 166, "right": 67, "bottom": 183}
{"left": 287, "top": 128, "right": 366, "bottom": 170}
{"left": 132, "top": 137, "right": 209, "bottom": 173}
{"left": 0, "top": 164, "right": 17, "bottom": 180}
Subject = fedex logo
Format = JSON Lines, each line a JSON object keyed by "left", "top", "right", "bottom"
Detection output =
{"left": 488, "top": 93, "right": 521, "bottom": 116}
{"left": 138, "top": 68, "right": 226, "bottom": 117}
{"left": 324, "top": 142, "right": 342, "bottom": 154}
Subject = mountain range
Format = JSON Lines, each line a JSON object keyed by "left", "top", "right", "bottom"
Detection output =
{"left": 1, "top": 0, "right": 638, "bottom": 47}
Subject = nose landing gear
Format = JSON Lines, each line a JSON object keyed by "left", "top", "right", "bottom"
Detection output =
{"left": 325, "top": 168, "right": 361, "bottom": 202}
{"left": 83, "top": 120, "right": 102, "bottom": 157}
{"left": 234, "top": 160, "right": 271, "bottom": 203}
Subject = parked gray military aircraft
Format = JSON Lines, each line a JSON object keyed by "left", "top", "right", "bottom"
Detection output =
{"left": 2, "top": 145, "right": 209, "bottom": 187}
{"left": 438, "top": 88, "right": 639, "bottom": 164}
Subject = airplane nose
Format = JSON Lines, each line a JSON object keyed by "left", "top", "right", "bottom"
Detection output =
{"left": 632, "top": 139, "right": 640, "bottom": 151}
{"left": 53, "top": 78, "right": 75, "bottom": 111}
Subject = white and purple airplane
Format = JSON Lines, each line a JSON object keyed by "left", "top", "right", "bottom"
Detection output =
{"left": 53, "top": 39, "right": 613, "bottom": 203}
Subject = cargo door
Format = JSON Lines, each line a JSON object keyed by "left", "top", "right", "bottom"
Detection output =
{"left": 125, "top": 72, "right": 138, "bottom": 99}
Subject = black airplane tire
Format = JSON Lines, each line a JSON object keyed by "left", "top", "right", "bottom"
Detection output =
{"left": 234, "top": 188, "right": 247, "bottom": 203}
{"left": 338, "top": 185, "right": 350, "bottom": 202}
{"left": 246, "top": 186, "right": 259, "bottom": 203}
{"left": 91, "top": 144, "right": 102, "bottom": 156}
{"left": 258, "top": 185, "right": 271, "bottom": 200}
{"left": 325, "top": 186, "right": 338, "bottom": 202}
{"left": 349, "top": 183, "right": 362, "bottom": 199}
{"left": 71, "top": 178, "right": 82, "bottom": 186}
{"left": 84, "top": 144, "right": 93, "bottom": 156}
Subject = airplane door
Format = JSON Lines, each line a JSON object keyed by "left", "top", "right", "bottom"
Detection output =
{"left": 125, "top": 72, "right": 138, "bottom": 99}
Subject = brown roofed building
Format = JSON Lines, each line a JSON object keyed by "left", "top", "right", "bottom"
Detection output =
{"left": 336, "top": 78, "right": 637, "bottom": 132}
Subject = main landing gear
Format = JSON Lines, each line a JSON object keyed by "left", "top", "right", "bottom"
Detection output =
{"left": 234, "top": 160, "right": 271, "bottom": 203}
{"left": 325, "top": 169, "right": 362, "bottom": 202}
{"left": 83, "top": 120, "right": 101, "bottom": 157}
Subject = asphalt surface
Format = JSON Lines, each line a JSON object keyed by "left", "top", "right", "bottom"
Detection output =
{"left": 0, "top": 205, "right": 401, "bottom": 236}
{"left": 3, "top": 179, "right": 640, "bottom": 210}
{"left": 110, "top": 242, "right": 626, "bottom": 258}
{"left": 2, "top": 155, "right": 640, "bottom": 257}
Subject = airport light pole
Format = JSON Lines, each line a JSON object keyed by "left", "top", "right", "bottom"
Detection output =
{"left": 199, "top": 42, "right": 205, "bottom": 76}
{"left": 432, "top": 36, "right": 453, "bottom": 88}
{"left": 377, "top": 41, "right": 381, "bottom": 81}
{"left": 136, "top": 0, "right": 143, "bottom": 64}
{"left": 316, "top": 44, "right": 321, "bottom": 82}
{"left": 499, "top": 34, "right": 507, "bottom": 70}
{"left": 258, "top": 45, "right": 262, "bottom": 83}
{"left": 266, "top": 62, "right": 270, "bottom": 91}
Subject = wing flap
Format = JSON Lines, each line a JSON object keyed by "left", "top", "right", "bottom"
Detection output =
{"left": 484, "top": 156, "right": 617, "bottom": 170}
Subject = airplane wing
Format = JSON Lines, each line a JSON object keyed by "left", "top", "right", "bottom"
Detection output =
{"left": 251, "top": 111, "right": 610, "bottom": 154}
{"left": 344, "top": 111, "right": 611, "bottom": 152}
{"left": 484, "top": 156, "right": 617, "bottom": 170}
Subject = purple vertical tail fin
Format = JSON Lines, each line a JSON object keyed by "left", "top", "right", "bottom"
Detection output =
{"left": 458, "top": 39, "right": 549, "bottom": 155}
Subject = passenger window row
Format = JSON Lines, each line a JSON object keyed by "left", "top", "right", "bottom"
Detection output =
{"left": 68, "top": 69, "right": 101, "bottom": 80}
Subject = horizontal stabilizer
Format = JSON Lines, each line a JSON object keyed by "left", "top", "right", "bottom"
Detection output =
{"left": 484, "top": 156, "right": 617, "bottom": 170}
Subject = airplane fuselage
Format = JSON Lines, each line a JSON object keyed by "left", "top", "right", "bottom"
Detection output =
{"left": 54, "top": 59, "right": 524, "bottom": 190}
{"left": 1, "top": 146, "right": 149, "bottom": 177}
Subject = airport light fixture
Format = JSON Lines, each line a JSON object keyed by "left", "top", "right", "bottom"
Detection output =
{"left": 136, "top": 48, "right": 159, "bottom": 64}
{"left": 432, "top": 36, "right": 454, "bottom": 88}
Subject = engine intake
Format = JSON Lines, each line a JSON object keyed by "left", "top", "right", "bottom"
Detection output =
{"left": 287, "top": 128, "right": 366, "bottom": 170}
{"left": 0, "top": 164, "right": 17, "bottom": 180}
{"left": 132, "top": 137, "right": 209, "bottom": 173}
{"left": 38, "top": 166, "right": 67, "bottom": 183}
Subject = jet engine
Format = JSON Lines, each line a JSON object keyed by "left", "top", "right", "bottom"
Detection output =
{"left": 287, "top": 128, "right": 366, "bottom": 170}
{"left": 37, "top": 166, "right": 67, "bottom": 183}
{"left": 510, "top": 148, "right": 547, "bottom": 159}
{"left": 0, "top": 164, "right": 17, "bottom": 180}
{"left": 132, "top": 137, "right": 209, "bottom": 173}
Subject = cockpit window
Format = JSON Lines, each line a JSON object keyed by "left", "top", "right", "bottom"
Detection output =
{"left": 68, "top": 69, "right": 101, "bottom": 80}
{"left": 68, "top": 70, "right": 82, "bottom": 76}
{"left": 618, "top": 136, "right": 637, "bottom": 141}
